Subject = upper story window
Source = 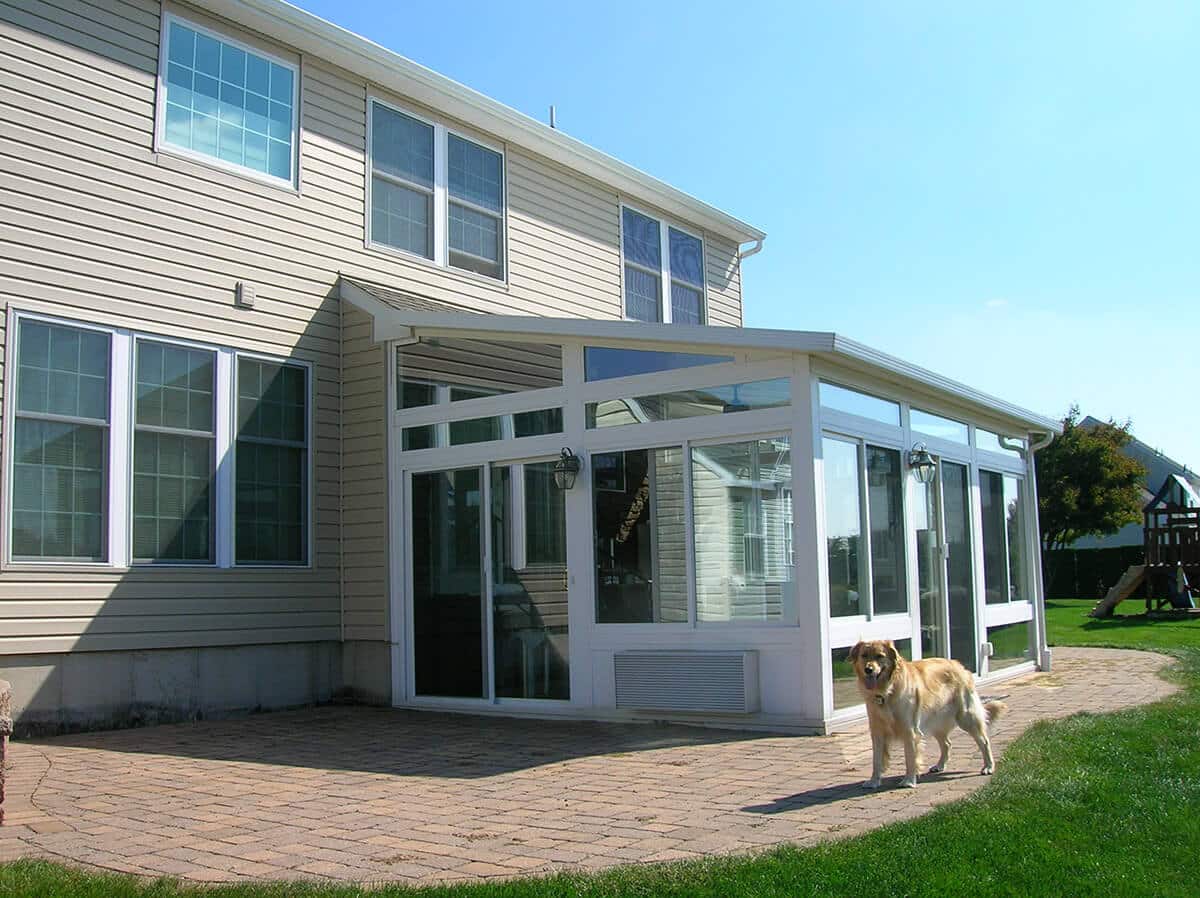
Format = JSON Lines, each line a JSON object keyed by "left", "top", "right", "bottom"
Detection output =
{"left": 158, "top": 17, "right": 298, "bottom": 186}
{"left": 369, "top": 100, "right": 506, "bottom": 280}
{"left": 620, "top": 207, "right": 706, "bottom": 324}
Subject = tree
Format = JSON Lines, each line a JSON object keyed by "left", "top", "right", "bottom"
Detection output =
{"left": 1036, "top": 406, "right": 1147, "bottom": 568}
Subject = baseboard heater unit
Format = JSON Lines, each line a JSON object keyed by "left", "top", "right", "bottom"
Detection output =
{"left": 613, "top": 650, "right": 760, "bottom": 714}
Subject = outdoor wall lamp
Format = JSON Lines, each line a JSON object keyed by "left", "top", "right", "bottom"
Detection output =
{"left": 553, "top": 448, "right": 583, "bottom": 490}
{"left": 908, "top": 443, "right": 937, "bottom": 484}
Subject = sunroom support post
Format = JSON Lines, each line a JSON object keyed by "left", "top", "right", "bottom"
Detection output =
{"left": 790, "top": 355, "right": 830, "bottom": 724}
{"left": 1025, "top": 444, "right": 1052, "bottom": 671}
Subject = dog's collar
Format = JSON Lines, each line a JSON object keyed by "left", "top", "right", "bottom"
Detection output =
{"left": 873, "top": 695, "right": 886, "bottom": 706}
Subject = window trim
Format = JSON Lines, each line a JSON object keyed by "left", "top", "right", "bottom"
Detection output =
{"left": 618, "top": 203, "right": 708, "bottom": 325}
{"left": 366, "top": 95, "right": 509, "bottom": 283}
{"left": 154, "top": 11, "right": 301, "bottom": 191}
{"left": 4, "top": 311, "right": 120, "bottom": 567}
{"left": 2, "top": 309, "right": 314, "bottom": 571}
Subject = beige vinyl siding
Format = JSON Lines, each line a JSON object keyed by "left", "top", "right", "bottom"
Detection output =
{"left": 704, "top": 233, "right": 743, "bottom": 326}
{"left": 339, "top": 307, "right": 387, "bottom": 643}
{"left": 0, "top": 0, "right": 744, "bottom": 656}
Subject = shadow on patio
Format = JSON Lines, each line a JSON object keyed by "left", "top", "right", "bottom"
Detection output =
{"left": 24, "top": 704, "right": 787, "bottom": 779}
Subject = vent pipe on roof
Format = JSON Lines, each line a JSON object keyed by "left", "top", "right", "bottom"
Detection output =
{"left": 549, "top": 105, "right": 557, "bottom": 129}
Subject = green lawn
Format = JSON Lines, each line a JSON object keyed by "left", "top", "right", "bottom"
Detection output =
{"left": 4, "top": 601, "right": 1199, "bottom": 897}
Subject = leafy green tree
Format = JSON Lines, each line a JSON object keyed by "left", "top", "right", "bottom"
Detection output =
{"left": 1036, "top": 407, "right": 1146, "bottom": 565}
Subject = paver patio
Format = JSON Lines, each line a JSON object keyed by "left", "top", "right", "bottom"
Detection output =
{"left": 0, "top": 647, "right": 1176, "bottom": 886}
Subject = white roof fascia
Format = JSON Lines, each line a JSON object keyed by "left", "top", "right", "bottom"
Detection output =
{"left": 340, "top": 281, "right": 1060, "bottom": 435}
{"left": 199, "top": 0, "right": 765, "bottom": 245}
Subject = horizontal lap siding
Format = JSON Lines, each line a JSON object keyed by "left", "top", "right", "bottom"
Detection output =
{"left": 0, "top": 0, "right": 744, "bottom": 655}
{"left": 340, "top": 308, "right": 387, "bottom": 642}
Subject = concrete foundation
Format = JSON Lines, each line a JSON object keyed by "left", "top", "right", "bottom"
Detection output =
{"left": 1, "top": 642, "right": 351, "bottom": 737}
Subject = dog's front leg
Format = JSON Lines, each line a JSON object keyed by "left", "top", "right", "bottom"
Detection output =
{"left": 864, "top": 730, "right": 887, "bottom": 789}
{"left": 900, "top": 731, "right": 920, "bottom": 788}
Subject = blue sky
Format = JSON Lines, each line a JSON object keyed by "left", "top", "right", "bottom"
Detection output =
{"left": 298, "top": 0, "right": 1199, "bottom": 466}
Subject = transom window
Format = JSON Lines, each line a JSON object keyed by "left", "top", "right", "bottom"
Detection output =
{"left": 370, "top": 100, "right": 506, "bottom": 280}
{"left": 6, "top": 314, "right": 311, "bottom": 568}
{"left": 159, "top": 17, "right": 297, "bottom": 185}
{"left": 621, "top": 207, "right": 706, "bottom": 324}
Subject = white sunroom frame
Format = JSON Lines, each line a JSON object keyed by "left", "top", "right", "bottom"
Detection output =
{"left": 343, "top": 281, "right": 1060, "bottom": 732}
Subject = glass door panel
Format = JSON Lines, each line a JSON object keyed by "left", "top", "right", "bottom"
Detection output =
{"left": 490, "top": 463, "right": 570, "bottom": 699}
{"left": 941, "top": 461, "right": 977, "bottom": 671}
{"left": 411, "top": 467, "right": 485, "bottom": 698}
{"left": 915, "top": 477, "right": 947, "bottom": 659}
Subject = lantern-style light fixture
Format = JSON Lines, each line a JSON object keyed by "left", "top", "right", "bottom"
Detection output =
{"left": 908, "top": 442, "right": 937, "bottom": 484}
{"left": 553, "top": 447, "right": 582, "bottom": 490}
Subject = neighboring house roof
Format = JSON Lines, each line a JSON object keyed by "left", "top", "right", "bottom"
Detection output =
{"left": 203, "top": 0, "right": 766, "bottom": 245}
{"left": 340, "top": 277, "right": 1061, "bottom": 436}
{"left": 1079, "top": 416, "right": 1200, "bottom": 493}
{"left": 1070, "top": 417, "right": 1199, "bottom": 549}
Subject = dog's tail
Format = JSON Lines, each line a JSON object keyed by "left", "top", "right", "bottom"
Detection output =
{"left": 984, "top": 700, "right": 1007, "bottom": 725}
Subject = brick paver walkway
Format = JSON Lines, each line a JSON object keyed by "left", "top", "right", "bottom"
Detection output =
{"left": 0, "top": 647, "right": 1176, "bottom": 886}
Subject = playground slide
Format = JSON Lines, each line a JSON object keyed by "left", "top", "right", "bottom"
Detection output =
{"left": 1089, "top": 564, "right": 1147, "bottom": 618}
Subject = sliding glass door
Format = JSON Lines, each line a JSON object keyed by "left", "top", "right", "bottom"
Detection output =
{"left": 410, "top": 461, "right": 569, "bottom": 702}
{"left": 411, "top": 467, "right": 486, "bottom": 698}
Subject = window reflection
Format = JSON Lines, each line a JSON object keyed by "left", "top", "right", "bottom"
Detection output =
{"left": 692, "top": 438, "right": 794, "bottom": 623}
{"left": 593, "top": 447, "right": 687, "bottom": 623}
{"left": 823, "top": 438, "right": 863, "bottom": 617}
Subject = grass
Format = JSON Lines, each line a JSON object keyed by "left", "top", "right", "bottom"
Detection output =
{"left": 3, "top": 600, "right": 1199, "bottom": 897}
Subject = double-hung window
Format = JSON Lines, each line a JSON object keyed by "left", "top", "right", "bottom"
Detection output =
{"left": 11, "top": 320, "right": 110, "bottom": 561}
{"left": 621, "top": 207, "right": 706, "bottom": 324}
{"left": 158, "top": 16, "right": 298, "bottom": 186}
{"left": 133, "top": 341, "right": 216, "bottom": 563}
{"left": 6, "top": 313, "right": 311, "bottom": 568}
{"left": 369, "top": 100, "right": 506, "bottom": 280}
{"left": 236, "top": 359, "right": 309, "bottom": 565}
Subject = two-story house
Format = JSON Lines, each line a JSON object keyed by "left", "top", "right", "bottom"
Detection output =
{"left": 0, "top": 0, "right": 1059, "bottom": 735}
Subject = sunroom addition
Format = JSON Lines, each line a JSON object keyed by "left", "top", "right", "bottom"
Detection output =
{"left": 342, "top": 279, "right": 1059, "bottom": 732}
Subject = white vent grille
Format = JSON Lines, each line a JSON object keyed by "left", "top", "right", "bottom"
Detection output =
{"left": 614, "top": 650, "right": 760, "bottom": 713}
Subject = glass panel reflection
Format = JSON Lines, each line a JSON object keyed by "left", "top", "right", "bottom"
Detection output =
{"left": 692, "top": 437, "right": 793, "bottom": 622}
{"left": 583, "top": 347, "right": 733, "bottom": 381}
{"left": 819, "top": 382, "right": 901, "bottom": 426}
{"left": 823, "top": 437, "right": 864, "bottom": 617}
{"left": 911, "top": 408, "right": 969, "bottom": 444}
{"left": 491, "top": 463, "right": 569, "bottom": 699}
{"left": 593, "top": 447, "right": 687, "bottom": 623}
{"left": 867, "top": 446, "right": 907, "bottom": 614}
{"left": 587, "top": 378, "right": 789, "bottom": 429}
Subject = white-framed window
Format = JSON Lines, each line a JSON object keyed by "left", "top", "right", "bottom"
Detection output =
{"left": 4, "top": 311, "right": 312, "bottom": 569}
{"left": 620, "top": 205, "right": 706, "bottom": 324}
{"left": 979, "top": 470, "right": 1027, "bottom": 604}
{"left": 368, "top": 98, "right": 506, "bottom": 280}
{"left": 156, "top": 13, "right": 299, "bottom": 187}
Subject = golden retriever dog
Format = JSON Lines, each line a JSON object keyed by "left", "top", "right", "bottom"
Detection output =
{"left": 848, "top": 639, "right": 1006, "bottom": 789}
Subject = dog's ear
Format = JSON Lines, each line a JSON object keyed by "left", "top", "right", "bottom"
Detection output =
{"left": 847, "top": 642, "right": 863, "bottom": 663}
{"left": 884, "top": 640, "right": 901, "bottom": 664}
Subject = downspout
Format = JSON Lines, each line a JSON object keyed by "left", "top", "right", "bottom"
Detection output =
{"left": 738, "top": 238, "right": 764, "bottom": 261}
{"left": 337, "top": 296, "right": 346, "bottom": 645}
{"left": 1025, "top": 430, "right": 1056, "bottom": 670}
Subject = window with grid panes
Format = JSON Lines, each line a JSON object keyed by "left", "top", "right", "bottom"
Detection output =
{"left": 370, "top": 104, "right": 435, "bottom": 258}
{"left": 11, "top": 320, "right": 110, "bottom": 561}
{"left": 160, "top": 18, "right": 296, "bottom": 183}
{"left": 235, "top": 358, "right": 308, "bottom": 564}
{"left": 447, "top": 134, "right": 504, "bottom": 278}
{"left": 621, "top": 207, "right": 706, "bottom": 323}
{"left": 132, "top": 340, "right": 215, "bottom": 563}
